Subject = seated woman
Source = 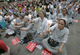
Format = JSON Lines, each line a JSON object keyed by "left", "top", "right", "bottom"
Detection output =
{"left": 5, "top": 13, "right": 23, "bottom": 37}
{"left": 20, "top": 16, "right": 35, "bottom": 40}
{"left": 42, "top": 18, "right": 69, "bottom": 55}
{"left": 30, "top": 10, "right": 49, "bottom": 45}
{"left": 0, "top": 40, "right": 10, "bottom": 55}
{"left": 13, "top": 13, "right": 24, "bottom": 35}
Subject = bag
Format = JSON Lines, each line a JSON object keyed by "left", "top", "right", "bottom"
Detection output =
{"left": 23, "top": 33, "right": 33, "bottom": 43}
{"left": 48, "top": 37, "right": 59, "bottom": 47}
{"left": 5, "top": 34, "right": 10, "bottom": 38}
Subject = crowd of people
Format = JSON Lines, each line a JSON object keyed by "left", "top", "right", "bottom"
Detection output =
{"left": 0, "top": 0, "right": 80, "bottom": 55}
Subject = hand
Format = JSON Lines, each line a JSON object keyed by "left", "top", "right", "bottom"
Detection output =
{"left": 57, "top": 18, "right": 60, "bottom": 20}
{"left": 20, "top": 28, "right": 27, "bottom": 31}
{"left": 40, "top": 33, "right": 44, "bottom": 38}
{"left": 45, "top": 29, "right": 50, "bottom": 34}
{"left": 6, "top": 18, "right": 9, "bottom": 20}
{"left": 15, "top": 23, "right": 18, "bottom": 26}
{"left": 56, "top": 21, "right": 58, "bottom": 23}
{"left": 14, "top": 26, "right": 18, "bottom": 29}
{"left": 20, "top": 28, "right": 23, "bottom": 30}
{"left": 53, "top": 20, "right": 56, "bottom": 22}
{"left": 47, "top": 23, "right": 51, "bottom": 27}
{"left": 29, "top": 20, "right": 34, "bottom": 23}
{"left": 29, "top": 20, "right": 33, "bottom": 23}
{"left": 58, "top": 47, "right": 63, "bottom": 53}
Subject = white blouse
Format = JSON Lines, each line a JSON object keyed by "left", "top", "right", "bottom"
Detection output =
{"left": 50, "top": 24, "right": 69, "bottom": 43}
{"left": 33, "top": 17, "right": 48, "bottom": 34}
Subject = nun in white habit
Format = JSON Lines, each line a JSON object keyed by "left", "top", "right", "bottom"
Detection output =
{"left": 30, "top": 10, "right": 49, "bottom": 44}
{"left": 20, "top": 16, "right": 35, "bottom": 40}
{"left": 42, "top": 18, "right": 69, "bottom": 55}
{"left": 8, "top": 13, "right": 23, "bottom": 35}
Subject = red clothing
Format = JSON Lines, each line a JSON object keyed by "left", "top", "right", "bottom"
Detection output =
{"left": 0, "top": 40, "right": 8, "bottom": 52}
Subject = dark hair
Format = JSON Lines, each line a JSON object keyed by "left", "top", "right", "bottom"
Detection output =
{"left": 49, "top": 2, "right": 52, "bottom": 5}
{"left": 0, "top": 49, "right": 5, "bottom": 54}
{"left": 19, "top": 13, "right": 24, "bottom": 18}
{"left": 78, "top": 8, "right": 80, "bottom": 11}
{"left": 32, "top": 6, "right": 35, "bottom": 9}
{"left": 13, "top": 12, "right": 18, "bottom": 17}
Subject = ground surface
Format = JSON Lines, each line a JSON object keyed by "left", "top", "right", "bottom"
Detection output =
{"left": 0, "top": 15, "right": 80, "bottom": 55}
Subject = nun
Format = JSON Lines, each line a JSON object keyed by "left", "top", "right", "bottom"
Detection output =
{"left": 14, "top": 8, "right": 19, "bottom": 15}
{"left": 67, "top": 4, "right": 74, "bottom": 24}
{"left": 29, "top": 10, "right": 49, "bottom": 45}
{"left": 6, "top": 11, "right": 13, "bottom": 24}
{"left": 57, "top": 8, "right": 69, "bottom": 28}
{"left": 7, "top": 12, "right": 21, "bottom": 35}
{"left": 42, "top": 18, "right": 69, "bottom": 55}
{"left": 12, "top": 13, "right": 25, "bottom": 35}
{"left": 20, "top": 16, "right": 35, "bottom": 40}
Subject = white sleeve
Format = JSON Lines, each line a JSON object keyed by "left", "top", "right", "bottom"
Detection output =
{"left": 61, "top": 29, "right": 69, "bottom": 43}
{"left": 50, "top": 24, "right": 58, "bottom": 31}
{"left": 33, "top": 18, "right": 39, "bottom": 23}
{"left": 26, "top": 23, "right": 34, "bottom": 30}
{"left": 34, "top": 11, "right": 37, "bottom": 17}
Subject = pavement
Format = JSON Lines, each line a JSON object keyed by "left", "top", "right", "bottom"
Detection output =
{"left": 0, "top": 15, "right": 80, "bottom": 55}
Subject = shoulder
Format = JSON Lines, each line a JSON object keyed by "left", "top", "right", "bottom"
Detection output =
{"left": 64, "top": 27, "right": 69, "bottom": 34}
{"left": 44, "top": 17, "right": 48, "bottom": 21}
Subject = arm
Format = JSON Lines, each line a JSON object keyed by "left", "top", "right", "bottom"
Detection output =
{"left": 20, "top": 28, "right": 28, "bottom": 31}
{"left": 58, "top": 28, "right": 69, "bottom": 53}
{"left": 20, "top": 23, "right": 34, "bottom": 31}
{"left": 26, "top": 23, "right": 34, "bottom": 30}
{"left": 58, "top": 43, "right": 64, "bottom": 53}
{"left": 45, "top": 24, "right": 58, "bottom": 33}
{"left": 30, "top": 18, "right": 39, "bottom": 23}
{"left": 15, "top": 22, "right": 23, "bottom": 26}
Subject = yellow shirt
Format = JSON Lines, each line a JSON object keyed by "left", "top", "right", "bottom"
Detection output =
{"left": 35, "top": 7, "right": 41, "bottom": 13}
{"left": 18, "top": 7, "right": 22, "bottom": 13}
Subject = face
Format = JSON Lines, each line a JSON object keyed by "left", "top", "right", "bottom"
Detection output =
{"left": 19, "top": 15, "right": 22, "bottom": 19}
{"left": 13, "top": 14, "right": 16, "bottom": 18}
{"left": 8, "top": 12, "right": 11, "bottom": 15}
{"left": 50, "top": 9, "right": 53, "bottom": 12}
{"left": 14, "top": 9, "right": 17, "bottom": 12}
{"left": 24, "top": 17, "right": 28, "bottom": 23}
{"left": 78, "top": 9, "right": 80, "bottom": 13}
{"left": 62, "top": 9, "right": 67, "bottom": 14}
{"left": 32, "top": 7, "right": 35, "bottom": 11}
{"left": 58, "top": 20, "right": 65, "bottom": 30}
{"left": 68, "top": 6, "right": 71, "bottom": 10}
{"left": 58, "top": 9, "right": 60, "bottom": 13}
{"left": 39, "top": 11, "right": 44, "bottom": 18}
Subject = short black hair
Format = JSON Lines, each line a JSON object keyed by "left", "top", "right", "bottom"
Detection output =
{"left": 32, "top": 6, "right": 35, "bottom": 9}
{"left": 78, "top": 8, "right": 80, "bottom": 11}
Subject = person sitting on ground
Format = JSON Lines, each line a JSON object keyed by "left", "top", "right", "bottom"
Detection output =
{"left": 20, "top": 16, "right": 35, "bottom": 40}
{"left": 42, "top": 18, "right": 69, "bottom": 55}
{"left": 29, "top": 10, "right": 49, "bottom": 45}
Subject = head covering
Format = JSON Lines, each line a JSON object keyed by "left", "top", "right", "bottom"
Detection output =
{"left": 15, "top": 8, "right": 18, "bottom": 12}
{"left": 19, "top": 13, "right": 24, "bottom": 18}
{"left": 13, "top": 12, "right": 18, "bottom": 17}
{"left": 24, "top": 16, "right": 30, "bottom": 21}
{"left": 9, "top": 10, "right": 13, "bottom": 14}
{"left": 59, "top": 18, "right": 68, "bottom": 26}
{"left": 40, "top": 10, "right": 46, "bottom": 17}
{"left": 69, "top": 4, "right": 72, "bottom": 7}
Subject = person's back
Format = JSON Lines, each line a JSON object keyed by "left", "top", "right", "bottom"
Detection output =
{"left": 0, "top": 40, "right": 9, "bottom": 55}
